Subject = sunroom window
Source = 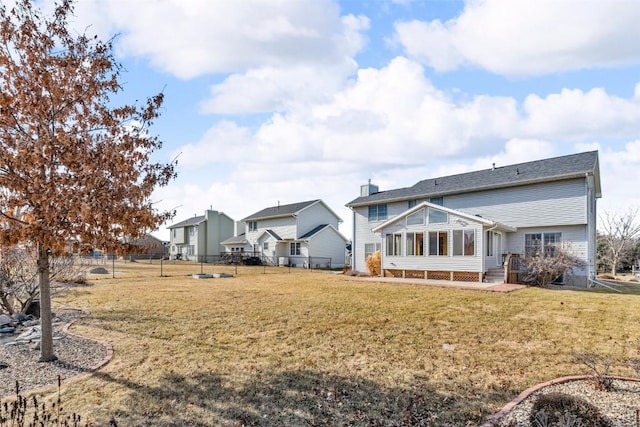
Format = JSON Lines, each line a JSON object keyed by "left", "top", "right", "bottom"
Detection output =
{"left": 428, "top": 231, "right": 448, "bottom": 256}
{"left": 428, "top": 208, "right": 448, "bottom": 224}
{"left": 453, "top": 229, "right": 475, "bottom": 256}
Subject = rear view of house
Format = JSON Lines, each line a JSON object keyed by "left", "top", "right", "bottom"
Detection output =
{"left": 228, "top": 199, "right": 348, "bottom": 268}
{"left": 167, "top": 209, "right": 236, "bottom": 261}
{"left": 347, "top": 151, "right": 601, "bottom": 287}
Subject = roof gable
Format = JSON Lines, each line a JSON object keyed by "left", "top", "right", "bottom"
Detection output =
{"left": 299, "top": 224, "right": 349, "bottom": 242}
{"left": 242, "top": 200, "right": 320, "bottom": 222}
{"left": 372, "top": 201, "right": 516, "bottom": 233}
{"left": 167, "top": 215, "right": 205, "bottom": 229}
{"left": 347, "top": 151, "right": 600, "bottom": 206}
{"left": 256, "top": 229, "right": 283, "bottom": 241}
{"left": 300, "top": 224, "right": 329, "bottom": 239}
{"left": 221, "top": 234, "right": 248, "bottom": 245}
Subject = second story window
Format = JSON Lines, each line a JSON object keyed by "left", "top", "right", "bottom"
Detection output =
{"left": 368, "top": 204, "right": 387, "bottom": 221}
{"left": 429, "top": 196, "right": 444, "bottom": 206}
{"left": 248, "top": 221, "right": 257, "bottom": 231}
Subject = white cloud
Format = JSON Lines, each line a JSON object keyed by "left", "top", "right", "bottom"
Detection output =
{"left": 200, "top": 64, "right": 355, "bottom": 114}
{"left": 73, "top": 0, "right": 368, "bottom": 79}
{"left": 244, "top": 57, "right": 522, "bottom": 165}
{"left": 177, "top": 57, "right": 640, "bottom": 175}
{"left": 172, "top": 120, "right": 254, "bottom": 168}
{"left": 394, "top": 0, "right": 640, "bottom": 76}
{"left": 522, "top": 88, "right": 640, "bottom": 140}
{"left": 598, "top": 141, "right": 640, "bottom": 218}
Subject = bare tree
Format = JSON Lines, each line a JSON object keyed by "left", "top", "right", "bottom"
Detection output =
{"left": 599, "top": 208, "right": 640, "bottom": 276}
{"left": 0, "top": 246, "right": 38, "bottom": 315}
{"left": 0, "top": 0, "right": 175, "bottom": 361}
{"left": 0, "top": 246, "right": 88, "bottom": 315}
{"left": 520, "top": 244, "right": 587, "bottom": 287}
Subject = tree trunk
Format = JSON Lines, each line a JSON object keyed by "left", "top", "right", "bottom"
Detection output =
{"left": 610, "top": 254, "right": 618, "bottom": 276}
{"left": 37, "top": 245, "right": 56, "bottom": 362}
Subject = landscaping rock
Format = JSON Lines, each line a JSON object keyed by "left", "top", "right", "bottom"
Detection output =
{"left": 15, "top": 326, "right": 41, "bottom": 343}
{"left": 0, "top": 315, "right": 12, "bottom": 327}
{"left": 529, "top": 392, "right": 613, "bottom": 427}
{"left": 0, "top": 361, "right": 7, "bottom": 369}
{"left": 90, "top": 267, "right": 109, "bottom": 274}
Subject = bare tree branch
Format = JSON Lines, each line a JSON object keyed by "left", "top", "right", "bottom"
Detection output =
{"left": 598, "top": 208, "right": 640, "bottom": 275}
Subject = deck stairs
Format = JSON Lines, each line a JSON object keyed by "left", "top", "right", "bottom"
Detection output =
{"left": 484, "top": 267, "right": 505, "bottom": 284}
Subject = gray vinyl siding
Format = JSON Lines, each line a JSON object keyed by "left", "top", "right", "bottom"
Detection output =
{"left": 297, "top": 202, "right": 340, "bottom": 235}
{"left": 506, "top": 225, "right": 589, "bottom": 286}
{"left": 444, "top": 179, "right": 587, "bottom": 228}
{"left": 352, "top": 205, "right": 380, "bottom": 272}
{"left": 171, "top": 227, "right": 185, "bottom": 245}
{"left": 351, "top": 178, "right": 591, "bottom": 275}
{"left": 207, "top": 212, "right": 235, "bottom": 255}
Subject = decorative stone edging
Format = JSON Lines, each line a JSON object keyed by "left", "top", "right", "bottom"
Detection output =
{"left": 15, "top": 310, "right": 114, "bottom": 398}
{"left": 62, "top": 315, "right": 114, "bottom": 372}
{"left": 481, "top": 375, "right": 640, "bottom": 426}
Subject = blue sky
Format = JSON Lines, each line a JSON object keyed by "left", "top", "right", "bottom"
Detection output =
{"left": 54, "top": 0, "right": 640, "bottom": 240}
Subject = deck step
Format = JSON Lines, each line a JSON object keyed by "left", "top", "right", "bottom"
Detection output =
{"left": 484, "top": 268, "right": 504, "bottom": 283}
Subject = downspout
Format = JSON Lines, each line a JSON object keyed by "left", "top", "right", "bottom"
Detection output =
{"left": 351, "top": 208, "right": 356, "bottom": 271}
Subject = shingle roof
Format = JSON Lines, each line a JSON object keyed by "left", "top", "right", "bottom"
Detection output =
{"left": 299, "top": 224, "right": 329, "bottom": 239}
{"left": 347, "top": 151, "right": 600, "bottom": 206}
{"left": 167, "top": 215, "right": 205, "bottom": 229}
{"left": 242, "top": 200, "right": 320, "bottom": 221}
{"left": 221, "top": 234, "right": 247, "bottom": 245}
{"left": 266, "top": 229, "right": 282, "bottom": 240}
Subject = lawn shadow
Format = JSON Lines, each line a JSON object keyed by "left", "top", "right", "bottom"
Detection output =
{"left": 90, "top": 368, "right": 488, "bottom": 426}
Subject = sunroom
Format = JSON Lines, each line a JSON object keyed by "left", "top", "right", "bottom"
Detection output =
{"left": 372, "top": 201, "right": 516, "bottom": 282}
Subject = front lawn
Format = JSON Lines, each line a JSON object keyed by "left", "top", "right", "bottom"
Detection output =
{"left": 41, "top": 265, "right": 640, "bottom": 426}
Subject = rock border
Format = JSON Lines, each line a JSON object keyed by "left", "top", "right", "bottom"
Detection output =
{"left": 481, "top": 374, "right": 640, "bottom": 426}
{"left": 10, "top": 310, "right": 113, "bottom": 398}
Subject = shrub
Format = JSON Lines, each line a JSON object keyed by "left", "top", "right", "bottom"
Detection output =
{"left": 529, "top": 392, "right": 612, "bottom": 427}
{"left": 572, "top": 352, "right": 614, "bottom": 391}
{"left": 365, "top": 251, "right": 381, "bottom": 277}
{"left": 521, "top": 245, "right": 587, "bottom": 287}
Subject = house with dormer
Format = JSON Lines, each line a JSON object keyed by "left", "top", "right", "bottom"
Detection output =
{"left": 226, "top": 199, "right": 348, "bottom": 268}
{"left": 346, "top": 151, "right": 601, "bottom": 287}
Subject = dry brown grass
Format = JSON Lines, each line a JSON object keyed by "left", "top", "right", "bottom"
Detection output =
{"left": 32, "top": 262, "right": 640, "bottom": 426}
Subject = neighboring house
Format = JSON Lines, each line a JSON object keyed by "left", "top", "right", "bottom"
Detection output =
{"left": 235, "top": 199, "right": 348, "bottom": 268}
{"left": 127, "top": 234, "right": 168, "bottom": 259}
{"left": 167, "top": 209, "right": 235, "bottom": 261}
{"left": 346, "top": 151, "right": 601, "bottom": 287}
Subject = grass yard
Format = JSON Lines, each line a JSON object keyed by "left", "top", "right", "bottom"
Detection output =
{"left": 35, "top": 264, "right": 640, "bottom": 426}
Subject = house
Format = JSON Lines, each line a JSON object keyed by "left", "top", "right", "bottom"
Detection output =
{"left": 127, "top": 234, "right": 169, "bottom": 260}
{"left": 232, "top": 199, "right": 348, "bottom": 268}
{"left": 346, "top": 151, "right": 601, "bottom": 287}
{"left": 167, "top": 209, "right": 236, "bottom": 261}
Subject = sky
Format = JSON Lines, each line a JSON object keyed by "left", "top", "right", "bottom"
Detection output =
{"left": 41, "top": 0, "right": 640, "bottom": 241}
